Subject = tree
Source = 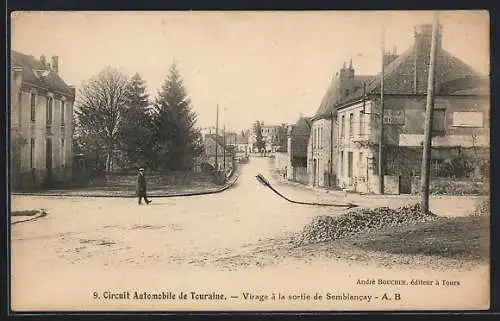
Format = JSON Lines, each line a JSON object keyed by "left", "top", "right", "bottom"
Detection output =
{"left": 151, "top": 63, "right": 204, "bottom": 171}
{"left": 117, "top": 73, "right": 155, "bottom": 168}
{"left": 75, "top": 67, "right": 129, "bottom": 172}
{"left": 273, "top": 123, "right": 288, "bottom": 151}
{"left": 253, "top": 120, "right": 265, "bottom": 152}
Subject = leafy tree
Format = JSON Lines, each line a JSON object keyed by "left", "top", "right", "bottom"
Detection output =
{"left": 273, "top": 123, "right": 288, "bottom": 151}
{"left": 118, "top": 73, "right": 155, "bottom": 168}
{"left": 75, "top": 67, "right": 129, "bottom": 172}
{"left": 253, "top": 120, "right": 265, "bottom": 152}
{"left": 151, "top": 63, "right": 204, "bottom": 171}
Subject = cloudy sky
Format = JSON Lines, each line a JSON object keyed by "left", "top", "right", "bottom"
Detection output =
{"left": 11, "top": 11, "right": 489, "bottom": 131}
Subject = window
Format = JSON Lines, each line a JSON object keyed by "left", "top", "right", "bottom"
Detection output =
{"left": 359, "top": 111, "right": 364, "bottom": 136}
{"left": 30, "top": 138, "right": 35, "bottom": 169}
{"left": 347, "top": 152, "right": 353, "bottom": 178}
{"left": 46, "top": 97, "right": 53, "bottom": 125}
{"left": 341, "top": 115, "right": 345, "bottom": 139}
{"left": 320, "top": 127, "right": 323, "bottom": 148}
{"left": 349, "top": 113, "right": 354, "bottom": 137}
{"left": 30, "top": 93, "right": 36, "bottom": 122}
{"left": 432, "top": 109, "right": 446, "bottom": 132}
{"left": 340, "top": 151, "right": 344, "bottom": 176}
{"left": 61, "top": 101, "right": 65, "bottom": 125}
{"left": 61, "top": 138, "right": 66, "bottom": 166}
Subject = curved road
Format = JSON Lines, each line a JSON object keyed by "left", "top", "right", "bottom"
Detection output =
{"left": 10, "top": 156, "right": 487, "bottom": 311}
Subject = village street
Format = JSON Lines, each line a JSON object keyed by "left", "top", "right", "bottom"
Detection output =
{"left": 10, "top": 157, "right": 487, "bottom": 311}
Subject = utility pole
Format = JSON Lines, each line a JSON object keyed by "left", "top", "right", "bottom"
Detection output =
{"left": 223, "top": 124, "right": 226, "bottom": 171}
{"left": 378, "top": 26, "right": 385, "bottom": 195}
{"left": 215, "top": 104, "right": 219, "bottom": 170}
{"left": 421, "top": 12, "right": 440, "bottom": 213}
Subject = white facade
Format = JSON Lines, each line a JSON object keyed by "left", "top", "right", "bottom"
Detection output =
{"left": 336, "top": 100, "right": 378, "bottom": 193}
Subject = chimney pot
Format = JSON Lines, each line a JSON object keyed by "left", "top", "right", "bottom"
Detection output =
{"left": 40, "top": 54, "right": 46, "bottom": 66}
{"left": 51, "top": 56, "right": 59, "bottom": 73}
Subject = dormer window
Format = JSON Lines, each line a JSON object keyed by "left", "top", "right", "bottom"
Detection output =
{"left": 33, "top": 69, "right": 50, "bottom": 77}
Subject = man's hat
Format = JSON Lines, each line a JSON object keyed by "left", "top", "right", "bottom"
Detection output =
{"left": 139, "top": 168, "right": 144, "bottom": 171}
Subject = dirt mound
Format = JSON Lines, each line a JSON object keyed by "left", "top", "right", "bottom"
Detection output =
{"left": 471, "top": 199, "right": 490, "bottom": 216}
{"left": 296, "top": 203, "right": 437, "bottom": 245}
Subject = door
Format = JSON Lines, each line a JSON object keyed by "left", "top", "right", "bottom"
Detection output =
{"left": 45, "top": 138, "right": 53, "bottom": 183}
{"left": 399, "top": 175, "right": 412, "bottom": 194}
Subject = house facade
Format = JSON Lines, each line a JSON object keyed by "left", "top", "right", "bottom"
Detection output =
{"left": 308, "top": 24, "right": 490, "bottom": 194}
{"left": 11, "top": 51, "right": 76, "bottom": 190}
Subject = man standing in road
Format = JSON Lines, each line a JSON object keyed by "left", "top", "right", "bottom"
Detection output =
{"left": 137, "top": 167, "right": 152, "bottom": 205}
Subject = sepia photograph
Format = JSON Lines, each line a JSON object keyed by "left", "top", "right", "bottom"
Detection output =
{"left": 9, "top": 10, "right": 490, "bottom": 311}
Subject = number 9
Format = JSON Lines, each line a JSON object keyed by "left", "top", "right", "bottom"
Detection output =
{"left": 93, "top": 291, "right": 99, "bottom": 299}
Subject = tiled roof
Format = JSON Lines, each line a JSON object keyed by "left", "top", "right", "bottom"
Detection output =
{"left": 364, "top": 47, "right": 484, "bottom": 95}
{"left": 314, "top": 45, "right": 487, "bottom": 119}
{"left": 11, "top": 51, "right": 75, "bottom": 97}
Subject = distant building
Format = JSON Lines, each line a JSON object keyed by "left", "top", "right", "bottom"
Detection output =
{"left": 201, "top": 134, "right": 234, "bottom": 171}
{"left": 11, "top": 51, "right": 76, "bottom": 190}
{"left": 308, "top": 24, "right": 489, "bottom": 194}
{"left": 248, "top": 123, "right": 286, "bottom": 153}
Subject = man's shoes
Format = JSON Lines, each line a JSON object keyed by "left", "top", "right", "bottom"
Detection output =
{"left": 146, "top": 200, "right": 152, "bottom": 205}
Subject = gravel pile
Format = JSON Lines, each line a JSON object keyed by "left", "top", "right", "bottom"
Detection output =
{"left": 296, "top": 203, "right": 437, "bottom": 245}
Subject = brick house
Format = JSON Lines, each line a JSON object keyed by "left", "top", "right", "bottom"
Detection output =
{"left": 308, "top": 24, "right": 489, "bottom": 194}
{"left": 11, "top": 51, "right": 76, "bottom": 190}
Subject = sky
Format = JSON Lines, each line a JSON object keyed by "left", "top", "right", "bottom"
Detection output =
{"left": 11, "top": 11, "right": 489, "bottom": 132}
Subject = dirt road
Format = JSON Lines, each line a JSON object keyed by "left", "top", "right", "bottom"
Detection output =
{"left": 10, "top": 157, "right": 489, "bottom": 311}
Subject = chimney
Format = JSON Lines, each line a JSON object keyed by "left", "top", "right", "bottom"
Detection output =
{"left": 339, "top": 59, "right": 355, "bottom": 101}
{"left": 414, "top": 23, "right": 442, "bottom": 93}
{"left": 383, "top": 47, "right": 399, "bottom": 67}
{"left": 40, "top": 54, "right": 46, "bottom": 67}
{"left": 51, "top": 56, "right": 59, "bottom": 74}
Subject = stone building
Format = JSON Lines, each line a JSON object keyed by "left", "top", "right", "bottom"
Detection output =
{"left": 11, "top": 51, "right": 76, "bottom": 190}
{"left": 308, "top": 24, "right": 489, "bottom": 194}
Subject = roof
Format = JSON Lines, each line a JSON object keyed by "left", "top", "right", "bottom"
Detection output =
{"left": 11, "top": 51, "right": 75, "bottom": 97}
{"left": 364, "top": 46, "right": 484, "bottom": 95}
{"left": 235, "top": 134, "right": 248, "bottom": 144}
{"left": 205, "top": 134, "right": 225, "bottom": 147}
{"left": 314, "top": 74, "right": 374, "bottom": 118}
{"left": 313, "top": 45, "right": 488, "bottom": 119}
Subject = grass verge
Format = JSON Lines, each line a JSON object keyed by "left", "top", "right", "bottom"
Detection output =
{"left": 355, "top": 215, "right": 489, "bottom": 262}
